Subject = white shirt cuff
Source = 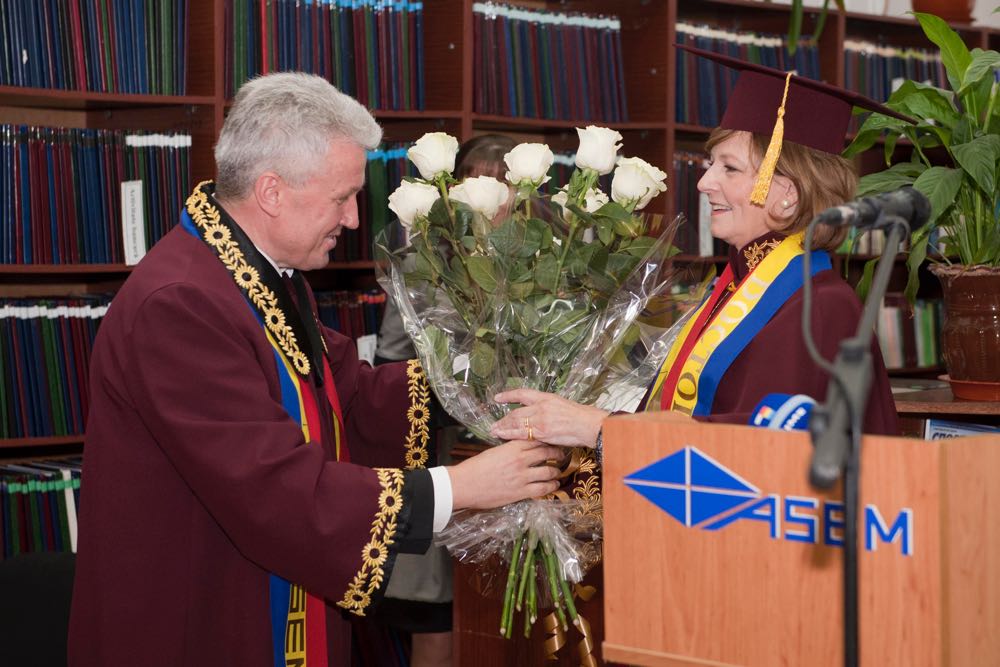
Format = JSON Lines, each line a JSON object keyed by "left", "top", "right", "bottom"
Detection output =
{"left": 428, "top": 466, "right": 453, "bottom": 533}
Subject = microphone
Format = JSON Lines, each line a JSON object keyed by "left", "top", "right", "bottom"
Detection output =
{"left": 814, "top": 186, "right": 930, "bottom": 231}
{"left": 750, "top": 393, "right": 816, "bottom": 431}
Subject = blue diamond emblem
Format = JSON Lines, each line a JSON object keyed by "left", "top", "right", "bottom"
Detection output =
{"left": 624, "top": 446, "right": 760, "bottom": 527}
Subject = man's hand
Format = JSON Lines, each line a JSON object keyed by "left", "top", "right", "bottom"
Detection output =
{"left": 448, "top": 440, "right": 563, "bottom": 510}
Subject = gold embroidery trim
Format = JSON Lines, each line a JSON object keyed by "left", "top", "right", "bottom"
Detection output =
{"left": 404, "top": 360, "right": 431, "bottom": 469}
{"left": 572, "top": 451, "right": 602, "bottom": 522}
{"left": 743, "top": 238, "right": 782, "bottom": 273}
{"left": 185, "top": 181, "right": 312, "bottom": 376}
{"left": 336, "top": 467, "right": 405, "bottom": 616}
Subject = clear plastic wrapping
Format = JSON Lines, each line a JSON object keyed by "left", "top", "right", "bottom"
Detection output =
{"left": 377, "top": 193, "right": 700, "bottom": 442}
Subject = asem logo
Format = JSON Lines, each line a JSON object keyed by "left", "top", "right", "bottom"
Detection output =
{"left": 624, "top": 446, "right": 913, "bottom": 556}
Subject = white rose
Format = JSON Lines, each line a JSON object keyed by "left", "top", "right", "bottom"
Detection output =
{"left": 504, "top": 143, "right": 554, "bottom": 187}
{"left": 407, "top": 132, "right": 460, "bottom": 180}
{"left": 387, "top": 181, "right": 441, "bottom": 229}
{"left": 583, "top": 188, "right": 609, "bottom": 213}
{"left": 574, "top": 126, "right": 623, "bottom": 175}
{"left": 611, "top": 156, "right": 668, "bottom": 210}
{"left": 551, "top": 187, "right": 608, "bottom": 215}
{"left": 449, "top": 176, "right": 510, "bottom": 220}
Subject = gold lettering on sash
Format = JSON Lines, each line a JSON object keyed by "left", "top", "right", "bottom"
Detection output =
{"left": 285, "top": 585, "right": 307, "bottom": 664}
{"left": 719, "top": 297, "right": 749, "bottom": 323}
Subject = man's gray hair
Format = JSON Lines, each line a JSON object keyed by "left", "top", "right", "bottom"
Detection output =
{"left": 214, "top": 72, "right": 383, "bottom": 199}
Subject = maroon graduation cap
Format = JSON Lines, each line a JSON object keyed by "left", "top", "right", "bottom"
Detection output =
{"left": 677, "top": 43, "right": 913, "bottom": 203}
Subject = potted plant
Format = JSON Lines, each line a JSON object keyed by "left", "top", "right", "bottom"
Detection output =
{"left": 843, "top": 12, "right": 1000, "bottom": 397}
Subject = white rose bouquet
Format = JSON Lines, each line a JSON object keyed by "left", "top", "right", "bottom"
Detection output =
{"left": 377, "top": 127, "right": 695, "bottom": 646}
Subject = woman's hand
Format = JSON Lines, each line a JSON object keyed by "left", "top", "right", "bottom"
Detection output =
{"left": 490, "top": 388, "right": 609, "bottom": 449}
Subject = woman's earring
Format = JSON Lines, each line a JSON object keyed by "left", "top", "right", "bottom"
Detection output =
{"left": 781, "top": 199, "right": 790, "bottom": 208}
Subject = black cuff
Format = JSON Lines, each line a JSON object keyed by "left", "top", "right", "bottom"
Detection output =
{"left": 394, "top": 468, "right": 434, "bottom": 555}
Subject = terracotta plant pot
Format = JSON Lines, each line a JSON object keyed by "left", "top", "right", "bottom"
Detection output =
{"left": 930, "top": 264, "right": 1000, "bottom": 398}
{"left": 911, "top": 0, "right": 974, "bottom": 24}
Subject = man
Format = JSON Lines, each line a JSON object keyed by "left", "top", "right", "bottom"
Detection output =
{"left": 68, "top": 72, "right": 561, "bottom": 666}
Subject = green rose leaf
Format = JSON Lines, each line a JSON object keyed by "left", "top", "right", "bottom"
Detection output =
{"left": 623, "top": 236, "right": 656, "bottom": 257}
{"left": 470, "top": 338, "right": 496, "bottom": 379}
{"left": 453, "top": 204, "right": 472, "bottom": 239}
{"left": 952, "top": 135, "right": 1000, "bottom": 196}
{"left": 596, "top": 219, "right": 614, "bottom": 245}
{"left": 509, "top": 281, "right": 535, "bottom": 299}
{"left": 593, "top": 201, "right": 632, "bottom": 223}
{"left": 912, "top": 166, "right": 963, "bottom": 227}
{"left": 523, "top": 218, "right": 548, "bottom": 256}
{"left": 488, "top": 219, "right": 525, "bottom": 256}
{"left": 466, "top": 255, "right": 498, "bottom": 292}
{"left": 534, "top": 253, "right": 560, "bottom": 292}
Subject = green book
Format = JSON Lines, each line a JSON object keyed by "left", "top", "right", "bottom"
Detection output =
{"left": 39, "top": 314, "right": 68, "bottom": 435}
{"left": 99, "top": 0, "right": 115, "bottom": 92}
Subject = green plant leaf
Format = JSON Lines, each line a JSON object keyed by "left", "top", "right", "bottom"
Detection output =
{"left": 913, "top": 12, "right": 971, "bottom": 92}
{"left": 959, "top": 49, "right": 1000, "bottom": 96}
{"left": 896, "top": 86, "right": 961, "bottom": 127}
{"left": 843, "top": 112, "right": 908, "bottom": 158}
{"left": 912, "top": 166, "right": 963, "bottom": 227}
{"left": 952, "top": 135, "right": 1000, "bottom": 195}
{"left": 856, "top": 162, "right": 925, "bottom": 196}
{"left": 466, "top": 255, "right": 498, "bottom": 292}
{"left": 904, "top": 229, "right": 930, "bottom": 305}
{"left": 787, "top": 0, "right": 803, "bottom": 56}
{"left": 854, "top": 257, "right": 878, "bottom": 301}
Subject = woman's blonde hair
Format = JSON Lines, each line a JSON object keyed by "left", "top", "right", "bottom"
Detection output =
{"left": 705, "top": 128, "right": 856, "bottom": 251}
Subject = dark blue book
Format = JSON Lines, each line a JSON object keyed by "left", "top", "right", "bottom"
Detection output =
{"left": 17, "top": 129, "right": 31, "bottom": 264}
{"left": 135, "top": 0, "right": 148, "bottom": 93}
{"left": 44, "top": 136, "right": 59, "bottom": 264}
{"left": 413, "top": 1, "right": 423, "bottom": 109}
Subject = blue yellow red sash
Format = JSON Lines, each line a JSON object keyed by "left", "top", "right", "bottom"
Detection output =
{"left": 181, "top": 207, "right": 343, "bottom": 667}
{"left": 647, "top": 233, "right": 831, "bottom": 416}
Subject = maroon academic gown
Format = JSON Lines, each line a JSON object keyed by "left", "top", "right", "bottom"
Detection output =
{"left": 658, "top": 233, "right": 899, "bottom": 435}
{"left": 69, "top": 197, "right": 435, "bottom": 665}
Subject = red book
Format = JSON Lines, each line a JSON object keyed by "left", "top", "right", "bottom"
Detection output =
{"left": 585, "top": 25, "right": 600, "bottom": 120}
{"left": 67, "top": 0, "right": 87, "bottom": 90}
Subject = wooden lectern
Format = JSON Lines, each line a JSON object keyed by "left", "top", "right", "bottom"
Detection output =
{"left": 601, "top": 412, "right": 1000, "bottom": 667}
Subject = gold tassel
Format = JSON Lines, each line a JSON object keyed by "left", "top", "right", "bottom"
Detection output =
{"left": 750, "top": 71, "right": 794, "bottom": 206}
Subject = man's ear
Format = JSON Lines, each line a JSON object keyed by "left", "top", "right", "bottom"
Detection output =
{"left": 253, "top": 172, "right": 282, "bottom": 218}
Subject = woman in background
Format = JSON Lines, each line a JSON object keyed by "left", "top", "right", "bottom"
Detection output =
{"left": 373, "top": 133, "right": 516, "bottom": 667}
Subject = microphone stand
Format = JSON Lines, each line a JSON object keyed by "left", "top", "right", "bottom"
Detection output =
{"left": 806, "top": 214, "right": 909, "bottom": 667}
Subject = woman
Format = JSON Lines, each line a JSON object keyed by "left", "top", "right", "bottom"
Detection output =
{"left": 491, "top": 46, "right": 903, "bottom": 451}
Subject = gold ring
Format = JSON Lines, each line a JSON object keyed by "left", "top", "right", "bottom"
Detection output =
{"left": 524, "top": 418, "right": 534, "bottom": 441}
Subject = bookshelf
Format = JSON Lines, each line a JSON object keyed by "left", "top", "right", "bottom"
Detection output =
{"left": 2, "top": 0, "right": 998, "bottom": 455}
